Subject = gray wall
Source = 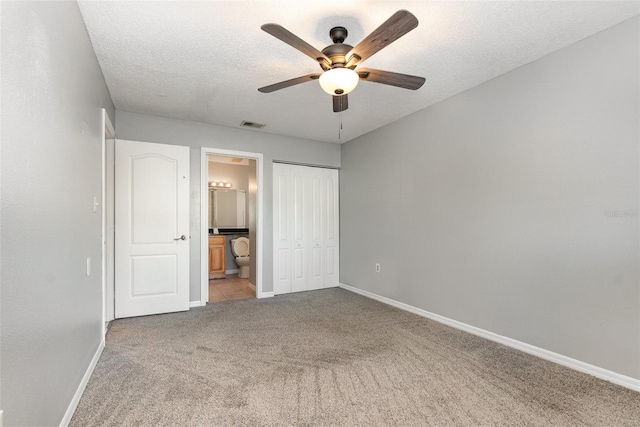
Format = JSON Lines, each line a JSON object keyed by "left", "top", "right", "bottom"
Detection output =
{"left": 0, "top": 1, "right": 115, "bottom": 425}
{"left": 115, "top": 111, "right": 341, "bottom": 299}
{"left": 340, "top": 17, "right": 640, "bottom": 379}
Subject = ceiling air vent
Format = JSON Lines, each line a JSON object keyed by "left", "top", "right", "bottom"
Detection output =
{"left": 240, "top": 121, "right": 266, "bottom": 129}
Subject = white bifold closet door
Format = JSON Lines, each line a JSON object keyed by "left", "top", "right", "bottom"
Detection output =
{"left": 273, "top": 163, "right": 339, "bottom": 295}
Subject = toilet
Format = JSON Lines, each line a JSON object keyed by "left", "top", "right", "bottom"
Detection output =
{"left": 231, "top": 237, "right": 250, "bottom": 279}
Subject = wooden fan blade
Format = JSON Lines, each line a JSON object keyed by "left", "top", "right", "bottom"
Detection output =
{"left": 333, "top": 94, "right": 348, "bottom": 112}
{"left": 357, "top": 68, "right": 425, "bottom": 90}
{"left": 258, "top": 74, "right": 321, "bottom": 93}
{"left": 262, "top": 24, "right": 331, "bottom": 66}
{"left": 346, "top": 10, "right": 418, "bottom": 66}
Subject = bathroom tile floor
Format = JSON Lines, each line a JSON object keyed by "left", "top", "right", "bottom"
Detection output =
{"left": 208, "top": 274, "right": 255, "bottom": 303}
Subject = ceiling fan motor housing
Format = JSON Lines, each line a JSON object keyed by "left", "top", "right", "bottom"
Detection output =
{"left": 321, "top": 26, "right": 355, "bottom": 68}
{"left": 321, "top": 43, "right": 354, "bottom": 67}
{"left": 330, "top": 26, "right": 348, "bottom": 43}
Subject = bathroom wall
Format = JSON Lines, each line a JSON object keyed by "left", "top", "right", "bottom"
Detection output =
{"left": 340, "top": 17, "right": 640, "bottom": 379}
{"left": 208, "top": 160, "right": 249, "bottom": 191}
{"left": 116, "top": 110, "right": 341, "bottom": 299}
{"left": 1, "top": 1, "right": 115, "bottom": 424}
{"left": 208, "top": 159, "right": 250, "bottom": 229}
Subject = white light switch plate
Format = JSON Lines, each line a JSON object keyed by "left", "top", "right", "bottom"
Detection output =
{"left": 86, "top": 257, "right": 91, "bottom": 276}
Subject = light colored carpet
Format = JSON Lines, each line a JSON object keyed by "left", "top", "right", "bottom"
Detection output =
{"left": 71, "top": 288, "right": 640, "bottom": 426}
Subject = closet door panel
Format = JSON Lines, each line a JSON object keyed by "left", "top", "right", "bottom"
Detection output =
{"left": 311, "top": 174, "right": 322, "bottom": 242}
{"left": 291, "top": 169, "right": 308, "bottom": 292}
{"left": 277, "top": 249, "right": 290, "bottom": 281}
{"left": 308, "top": 171, "right": 325, "bottom": 291}
{"left": 273, "top": 165, "right": 292, "bottom": 294}
{"left": 324, "top": 169, "right": 339, "bottom": 288}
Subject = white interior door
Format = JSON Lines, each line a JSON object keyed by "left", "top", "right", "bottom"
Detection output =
{"left": 273, "top": 163, "right": 339, "bottom": 295}
{"left": 115, "top": 139, "right": 190, "bottom": 318}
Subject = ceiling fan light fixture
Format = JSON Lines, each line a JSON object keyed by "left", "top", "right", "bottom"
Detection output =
{"left": 319, "top": 68, "right": 359, "bottom": 96}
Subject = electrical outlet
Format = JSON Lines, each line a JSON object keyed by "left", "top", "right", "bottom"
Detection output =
{"left": 1, "top": 409, "right": 4, "bottom": 427}
{"left": 375, "top": 263, "right": 380, "bottom": 273}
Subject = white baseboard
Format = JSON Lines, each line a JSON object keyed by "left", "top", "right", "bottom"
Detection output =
{"left": 225, "top": 268, "right": 239, "bottom": 275}
{"left": 249, "top": 282, "right": 256, "bottom": 291}
{"left": 190, "top": 300, "right": 204, "bottom": 308}
{"left": 339, "top": 283, "right": 640, "bottom": 392}
{"left": 60, "top": 338, "right": 105, "bottom": 427}
{"left": 258, "top": 291, "right": 274, "bottom": 299}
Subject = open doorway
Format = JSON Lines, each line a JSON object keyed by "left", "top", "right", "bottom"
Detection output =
{"left": 200, "top": 148, "right": 263, "bottom": 305}
{"left": 102, "top": 109, "right": 115, "bottom": 333}
{"left": 207, "top": 155, "right": 255, "bottom": 302}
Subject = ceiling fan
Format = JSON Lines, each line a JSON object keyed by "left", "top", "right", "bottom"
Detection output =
{"left": 258, "top": 10, "right": 426, "bottom": 112}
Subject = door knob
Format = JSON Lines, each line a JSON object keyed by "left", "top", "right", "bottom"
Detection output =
{"left": 174, "top": 235, "right": 187, "bottom": 241}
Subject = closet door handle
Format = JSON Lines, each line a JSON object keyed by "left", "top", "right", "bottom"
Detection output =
{"left": 174, "top": 235, "right": 186, "bottom": 241}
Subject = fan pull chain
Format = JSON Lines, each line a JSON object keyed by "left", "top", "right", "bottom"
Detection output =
{"left": 338, "top": 112, "right": 343, "bottom": 140}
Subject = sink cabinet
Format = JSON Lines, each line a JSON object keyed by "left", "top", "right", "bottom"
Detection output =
{"left": 209, "top": 235, "right": 226, "bottom": 279}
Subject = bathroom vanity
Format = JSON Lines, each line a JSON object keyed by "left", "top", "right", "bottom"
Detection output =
{"left": 208, "top": 235, "right": 226, "bottom": 279}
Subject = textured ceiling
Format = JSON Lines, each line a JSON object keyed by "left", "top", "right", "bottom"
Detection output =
{"left": 78, "top": 1, "right": 639, "bottom": 143}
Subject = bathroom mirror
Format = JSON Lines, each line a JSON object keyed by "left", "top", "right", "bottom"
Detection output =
{"left": 210, "top": 189, "right": 246, "bottom": 229}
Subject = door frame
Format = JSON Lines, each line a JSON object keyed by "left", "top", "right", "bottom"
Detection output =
{"left": 200, "top": 147, "right": 264, "bottom": 304}
{"left": 101, "top": 109, "right": 115, "bottom": 333}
